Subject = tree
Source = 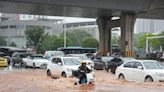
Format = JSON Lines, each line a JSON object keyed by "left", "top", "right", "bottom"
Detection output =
{"left": 38, "top": 35, "right": 72, "bottom": 53}
{"left": 82, "top": 37, "right": 98, "bottom": 48}
{"left": 112, "top": 36, "right": 120, "bottom": 45}
{"left": 9, "top": 42, "right": 17, "bottom": 47}
{"left": 159, "top": 31, "right": 164, "bottom": 50}
{"left": 62, "top": 28, "right": 92, "bottom": 46}
{"left": 136, "top": 33, "right": 160, "bottom": 49}
{"left": 24, "top": 27, "right": 48, "bottom": 53}
{"left": 0, "top": 36, "right": 6, "bottom": 46}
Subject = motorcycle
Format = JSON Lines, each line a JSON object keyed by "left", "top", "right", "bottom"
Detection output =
{"left": 73, "top": 71, "right": 95, "bottom": 85}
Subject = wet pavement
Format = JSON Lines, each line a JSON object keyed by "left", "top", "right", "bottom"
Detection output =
{"left": 0, "top": 65, "right": 164, "bottom": 92}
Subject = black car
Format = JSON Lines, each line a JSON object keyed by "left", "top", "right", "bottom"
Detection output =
{"left": 92, "top": 56, "right": 105, "bottom": 70}
{"left": 12, "top": 52, "right": 29, "bottom": 66}
{"left": 106, "top": 57, "right": 123, "bottom": 74}
{"left": 101, "top": 56, "right": 113, "bottom": 70}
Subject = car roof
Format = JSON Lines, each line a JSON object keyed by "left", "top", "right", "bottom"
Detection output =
{"left": 53, "top": 56, "right": 80, "bottom": 59}
{"left": 125, "top": 59, "right": 158, "bottom": 63}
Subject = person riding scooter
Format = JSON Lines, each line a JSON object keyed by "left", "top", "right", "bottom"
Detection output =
{"left": 78, "top": 61, "right": 91, "bottom": 84}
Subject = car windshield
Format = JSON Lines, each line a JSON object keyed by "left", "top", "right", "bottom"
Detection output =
{"left": 143, "top": 61, "right": 164, "bottom": 69}
{"left": 78, "top": 55, "right": 89, "bottom": 60}
{"left": 63, "top": 58, "right": 81, "bottom": 65}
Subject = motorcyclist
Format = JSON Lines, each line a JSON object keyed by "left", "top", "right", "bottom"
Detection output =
{"left": 78, "top": 61, "right": 91, "bottom": 84}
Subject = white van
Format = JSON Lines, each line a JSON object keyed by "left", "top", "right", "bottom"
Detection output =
{"left": 44, "top": 51, "right": 64, "bottom": 60}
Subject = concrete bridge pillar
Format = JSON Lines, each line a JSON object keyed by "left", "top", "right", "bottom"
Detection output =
{"left": 120, "top": 14, "right": 136, "bottom": 57}
{"left": 96, "top": 16, "right": 112, "bottom": 56}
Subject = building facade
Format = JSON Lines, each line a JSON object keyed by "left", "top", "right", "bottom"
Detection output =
{"left": 0, "top": 13, "right": 63, "bottom": 48}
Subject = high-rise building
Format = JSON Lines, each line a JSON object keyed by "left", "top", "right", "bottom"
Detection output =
{"left": 134, "top": 18, "right": 164, "bottom": 34}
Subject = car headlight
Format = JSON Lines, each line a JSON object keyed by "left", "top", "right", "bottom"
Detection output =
{"left": 156, "top": 72, "right": 164, "bottom": 77}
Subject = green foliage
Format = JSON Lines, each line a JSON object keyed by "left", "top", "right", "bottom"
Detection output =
{"left": 24, "top": 27, "right": 48, "bottom": 53}
{"left": 37, "top": 35, "right": 72, "bottom": 53}
{"left": 62, "top": 29, "right": 92, "bottom": 46}
{"left": 9, "top": 42, "right": 17, "bottom": 47}
{"left": 159, "top": 31, "right": 164, "bottom": 49}
{"left": 82, "top": 37, "right": 98, "bottom": 48}
{"left": 136, "top": 33, "right": 160, "bottom": 49}
{"left": 25, "top": 27, "right": 46, "bottom": 47}
{"left": 112, "top": 36, "right": 120, "bottom": 45}
{"left": 0, "top": 36, "right": 6, "bottom": 46}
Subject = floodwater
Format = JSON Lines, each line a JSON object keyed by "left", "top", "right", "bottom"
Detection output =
{"left": 0, "top": 66, "right": 164, "bottom": 92}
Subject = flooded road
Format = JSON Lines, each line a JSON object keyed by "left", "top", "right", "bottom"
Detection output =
{"left": 0, "top": 66, "right": 164, "bottom": 92}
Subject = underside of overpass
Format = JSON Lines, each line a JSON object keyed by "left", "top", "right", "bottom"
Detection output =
{"left": 1, "top": 0, "right": 164, "bottom": 56}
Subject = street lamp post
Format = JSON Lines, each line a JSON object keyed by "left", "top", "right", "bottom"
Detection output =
{"left": 63, "top": 20, "right": 66, "bottom": 48}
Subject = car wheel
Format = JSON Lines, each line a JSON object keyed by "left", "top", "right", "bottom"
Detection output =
{"left": 118, "top": 74, "right": 125, "bottom": 80}
{"left": 145, "top": 76, "right": 153, "bottom": 82}
{"left": 61, "top": 72, "right": 67, "bottom": 77}
{"left": 47, "top": 70, "right": 52, "bottom": 77}
{"left": 33, "top": 63, "right": 36, "bottom": 68}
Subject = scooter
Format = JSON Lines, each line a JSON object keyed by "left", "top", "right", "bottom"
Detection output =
{"left": 74, "top": 72, "right": 95, "bottom": 85}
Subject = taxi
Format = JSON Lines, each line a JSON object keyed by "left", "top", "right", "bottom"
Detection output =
{"left": 0, "top": 57, "right": 8, "bottom": 67}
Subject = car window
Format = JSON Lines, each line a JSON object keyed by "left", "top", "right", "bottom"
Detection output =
{"left": 51, "top": 58, "right": 58, "bottom": 64}
{"left": 124, "top": 62, "right": 135, "bottom": 68}
{"left": 134, "top": 62, "right": 143, "bottom": 68}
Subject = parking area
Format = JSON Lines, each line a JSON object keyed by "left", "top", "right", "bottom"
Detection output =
{"left": 0, "top": 66, "right": 164, "bottom": 92}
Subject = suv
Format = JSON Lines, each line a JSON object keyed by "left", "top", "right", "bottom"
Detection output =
{"left": 107, "top": 57, "right": 123, "bottom": 74}
{"left": 12, "top": 52, "right": 29, "bottom": 66}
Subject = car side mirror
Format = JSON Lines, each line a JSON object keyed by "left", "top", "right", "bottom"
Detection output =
{"left": 137, "top": 66, "right": 143, "bottom": 69}
{"left": 57, "top": 62, "right": 62, "bottom": 66}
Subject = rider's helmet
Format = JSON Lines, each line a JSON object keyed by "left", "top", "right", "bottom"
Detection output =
{"left": 80, "top": 61, "right": 87, "bottom": 66}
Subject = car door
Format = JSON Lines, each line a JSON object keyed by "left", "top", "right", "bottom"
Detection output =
{"left": 55, "top": 58, "right": 63, "bottom": 76}
{"left": 24, "top": 56, "right": 31, "bottom": 66}
{"left": 122, "top": 61, "right": 135, "bottom": 81}
{"left": 50, "top": 58, "right": 61, "bottom": 77}
{"left": 27, "top": 56, "right": 33, "bottom": 66}
{"left": 133, "top": 62, "right": 145, "bottom": 82}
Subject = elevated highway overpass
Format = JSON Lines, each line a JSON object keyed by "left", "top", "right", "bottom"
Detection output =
{"left": 1, "top": 0, "right": 164, "bottom": 56}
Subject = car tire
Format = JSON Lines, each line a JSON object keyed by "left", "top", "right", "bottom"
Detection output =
{"left": 47, "top": 70, "right": 52, "bottom": 77}
{"left": 145, "top": 76, "right": 153, "bottom": 82}
{"left": 118, "top": 74, "right": 125, "bottom": 80}
{"left": 61, "top": 72, "right": 67, "bottom": 77}
{"left": 33, "top": 63, "right": 36, "bottom": 68}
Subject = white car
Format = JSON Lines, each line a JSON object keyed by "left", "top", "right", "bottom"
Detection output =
{"left": 115, "top": 60, "right": 164, "bottom": 82}
{"left": 23, "top": 55, "right": 49, "bottom": 68}
{"left": 47, "top": 56, "right": 82, "bottom": 78}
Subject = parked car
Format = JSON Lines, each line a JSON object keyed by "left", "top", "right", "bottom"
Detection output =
{"left": 101, "top": 56, "right": 113, "bottom": 70}
{"left": 91, "top": 56, "right": 105, "bottom": 70}
{"left": 107, "top": 57, "right": 136, "bottom": 74}
{"left": 22, "top": 55, "right": 49, "bottom": 68}
{"left": 44, "top": 51, "right": 64, "bottom": 60}
{"left": 116, "top": 60, "right": 164, "bottom": 82}
{"left": 107, "top": 57, "right": 123, "bottom": 74}
{"left": 0, "top": 57, "right": 8, "bottom": 67}
{"left": 0, "top": 52, "right": 12, "bottom": 65}
{"left": 66, "top": 54, "right": 94, "bottom": 68}
{"left": 12, "top": 52, "right": 29, "bottom": 66}
{"left": 47, "top": 56, "right": 81, "bottom": 78}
